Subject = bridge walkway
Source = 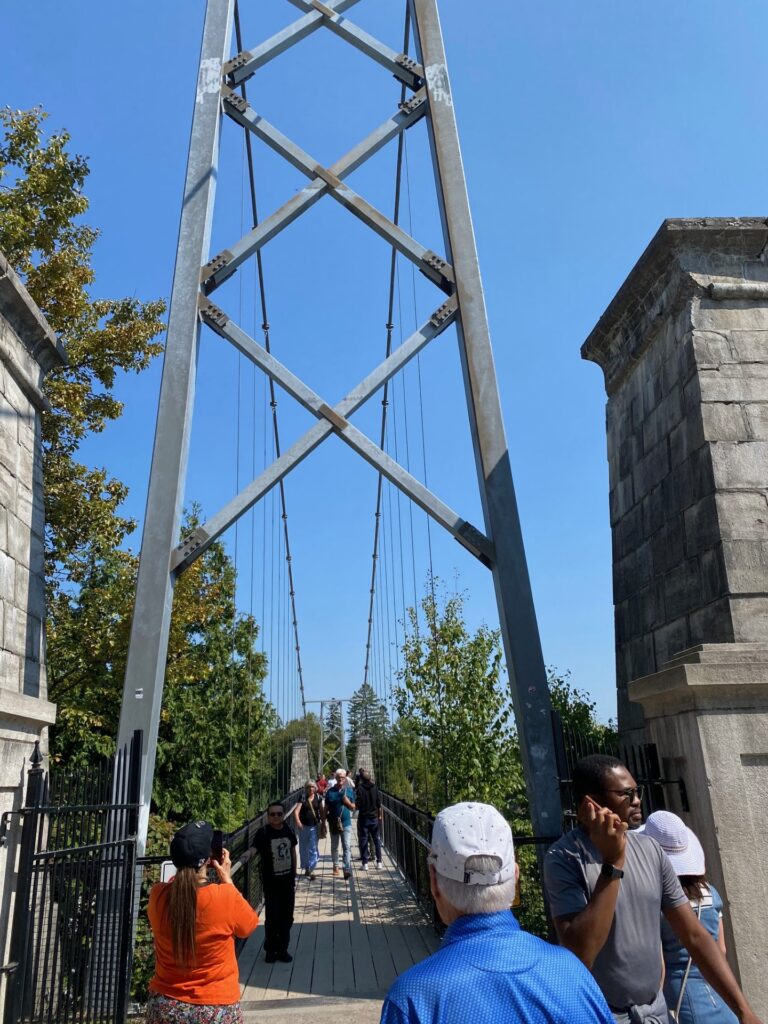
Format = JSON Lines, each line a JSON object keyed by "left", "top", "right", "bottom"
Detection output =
{"left": 237, "top": 834, "right": 439, "bottom": 1021}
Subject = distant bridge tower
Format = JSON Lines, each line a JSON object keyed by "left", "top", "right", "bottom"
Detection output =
{"left": 116, "top": 0, "right": 560, "bottom": 851}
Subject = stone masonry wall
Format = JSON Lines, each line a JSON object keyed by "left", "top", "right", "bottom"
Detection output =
{"left": 0, "top": 251, "right": 64, "bottom": 1005}
{"left": 583, "top": 219, "right": 768, "bottom": 737}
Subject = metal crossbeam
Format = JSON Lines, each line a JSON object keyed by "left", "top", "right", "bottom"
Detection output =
{"left": 195, "top": 299, "right": 490, "bottom": 564}
{"left": 219, "top": 89, "right": 453, "bottom": 292}
{"left": 171, "top": 297, "right": 480, "bottom": 572}
{"left": 202, "top": 93, "right": 429, "bottom": 292}
{"left": 226, "top": 0, "right": 423, "bottom": 90}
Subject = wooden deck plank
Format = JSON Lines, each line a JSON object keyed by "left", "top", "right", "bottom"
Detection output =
{"left": 236, "top": 833, "right": 437, "bottom": 1008}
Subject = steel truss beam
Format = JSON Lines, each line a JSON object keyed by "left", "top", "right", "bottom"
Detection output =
{"left": 118, "top": 0, "right": 560, "bottom": 854}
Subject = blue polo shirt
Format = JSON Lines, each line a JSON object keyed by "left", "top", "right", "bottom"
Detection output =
{"left": 381, "top": 911, "right": 614, "bottom": 1024}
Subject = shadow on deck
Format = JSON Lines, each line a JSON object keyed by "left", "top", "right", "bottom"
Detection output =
{"left": 237, "top": 835, "right": 438, "bottom": 1021}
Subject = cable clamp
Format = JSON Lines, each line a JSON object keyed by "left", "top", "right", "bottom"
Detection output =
{"left": 223, "top": 51, "right": 253, "bottom": 78}
{"left": 429, "top": 296, "right": 457, "bottom": 328}
{"left": 221, "top": 85, "right": 248, "bottom": 115}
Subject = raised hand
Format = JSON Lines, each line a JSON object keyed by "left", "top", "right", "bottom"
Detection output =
{"left": 213, "top": 847, "right": 235, "bottom": 885}
{"left": 580, "top": 796, "right": 628, "bottom": 866}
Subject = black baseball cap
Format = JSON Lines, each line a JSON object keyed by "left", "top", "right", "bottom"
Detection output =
{"left": 170, "top": 821, "right": 214, "bottom": 869}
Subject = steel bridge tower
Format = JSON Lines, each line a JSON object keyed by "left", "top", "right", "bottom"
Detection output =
{"left": 117, "top": 0, "right": 561, "bottom": 851}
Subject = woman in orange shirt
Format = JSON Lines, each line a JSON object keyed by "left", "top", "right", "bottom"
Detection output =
{"left": 147, "top": 821, "right": 259, "bottom": 1023}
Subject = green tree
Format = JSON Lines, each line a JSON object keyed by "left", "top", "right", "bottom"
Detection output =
{"left": 0, "top": 107, "right": 165, "bottom": 588}
{"left": 394, "top": 583, "right": 522, "bottom": 814}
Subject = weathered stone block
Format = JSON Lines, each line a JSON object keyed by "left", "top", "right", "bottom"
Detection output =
{"left": 617, "top": 633, "right": 655, "bottom": 687}
{"left": 643, "top": 387, "right": 683, "bottom": 453}
{"left": 730, "top": 596, "right": 768, "bottom": 643}
{"left": 0, "top": 649, "right": 21, "bottom": 692}
{"left": 744, "top": 403, "right": 768, "bottom": 439}
{"left": 700, "top": 546, "right": 728, "bottom": 604}
{"left": 689, "top": 598, "right": 734, "bottom": 645}
{"left": 3, "top": 604, "right": 24, "bottom": 657}
{"left": 684, "top": 494, "right": 720, "bottom": 556}
{"left": 6, "top": 513, "right": 30, "bottom": 568}
{"left": 721, "top": 540, "right": 768, "bottom": 594}
{"left": 692, "top": 330, "right": 734, "bottom": 367}
{"left": 701, "top": 402, "right": 749, "bottom": 442}
{"left": 710, "top": 441, "right": 768, "bottom": 490}
{"left": 715, "top": 492, "right": 768, "bottom": 541}
{"left": 694, "top": 300, "right": 768, "bottom": 333}
{"left": 609, "top": 475, "right": 635, "bottom": 525}
{"left": 634, "top": 439, "right": 670, "bottom": 499}
{"left": 699, "top": 369, "right": 768, "bottom": 403}
{"left": 651, "top": 515, "right": 685, "bottom": 575}
{"left": 728, "top": 330, "right": 768, "bottom": 364}
{"left": 615, "top": 504, "right": 644, "bottom": 559}
{"left": 670, "top": 414, "right": 705, "bottom": 468}
{"left": 664, "top": 558, "right": 702, "bottom": 620}
{"left": 0, "top": 417, "right": 18, "bottom": 479}
{"left": 0, "top": 550, "right": 14, "bottom": 602}
{"left": 653, "top": 615, "right": 690, "bottom": 668}
{"left": 642, "top": 484, "right": 666, "bottom": 539}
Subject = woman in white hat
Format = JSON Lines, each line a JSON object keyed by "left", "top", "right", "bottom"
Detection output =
{"left": 642, "top": 811, "right": 737, "bottom": 1024}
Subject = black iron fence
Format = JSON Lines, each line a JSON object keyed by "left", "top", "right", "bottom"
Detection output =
{"left": 0, "top": 731, "right": 141, "bottom": 1024}
{"left": 551, "top": 710, "right": 688, "bottom": 824}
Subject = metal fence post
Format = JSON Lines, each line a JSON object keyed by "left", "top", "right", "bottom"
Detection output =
{"left": 4, "top": 743, "right": 45, "bottom": 1024}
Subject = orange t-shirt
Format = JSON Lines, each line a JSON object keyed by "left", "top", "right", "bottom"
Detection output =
{"left": 148, "top": 880, "right": 258, "bottom": 1005}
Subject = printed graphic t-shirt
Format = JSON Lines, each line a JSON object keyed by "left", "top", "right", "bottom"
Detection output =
{"left": 254, "top": 824, "right": 297, "bottom": 885}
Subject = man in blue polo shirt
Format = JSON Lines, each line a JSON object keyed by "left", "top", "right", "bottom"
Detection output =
{"left": 380, "top": 802, "right": 614, "bottom": 1024}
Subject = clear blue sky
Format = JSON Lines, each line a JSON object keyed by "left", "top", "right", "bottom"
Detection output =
{"left": 4, "top": 1, "right": 768, "bottom": 727}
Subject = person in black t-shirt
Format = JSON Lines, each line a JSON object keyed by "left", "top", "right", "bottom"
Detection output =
{"left": 253, "top": 802, "right": 297, "bottom": 963}
{"left": 355, "top": 770, "right": 383, "bottom": 869}
{"left": 293, "top": 780, "right": 323, "bottom": 879}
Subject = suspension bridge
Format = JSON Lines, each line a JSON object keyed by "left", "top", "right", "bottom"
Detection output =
{"left": 2, "top": 0, "right": 569, "bottom": 1021}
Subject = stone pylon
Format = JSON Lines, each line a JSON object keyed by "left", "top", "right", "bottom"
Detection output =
{"left": 289, "top": 738, "right": 310, "bottom": 793}
{"left": 582, "top": 218, "right": 768, "bottom": 1016}
{"left": 353, "top": 736, "right": 375, "bottom": 781}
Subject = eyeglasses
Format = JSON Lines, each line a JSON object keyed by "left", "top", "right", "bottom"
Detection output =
{"left": 602, "top": 786, "right": 644, "bottom": 802}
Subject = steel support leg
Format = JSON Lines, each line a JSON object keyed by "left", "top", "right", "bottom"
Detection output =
{"left": 409, "top": 0, "right": 562, "bottom": 840}
{"left": 116, "top": 0, "right": 235, "bottom": 853}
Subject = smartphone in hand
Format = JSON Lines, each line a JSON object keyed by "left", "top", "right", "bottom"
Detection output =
{"left": 211, "top": 829, "right": 223, "bottom": 864}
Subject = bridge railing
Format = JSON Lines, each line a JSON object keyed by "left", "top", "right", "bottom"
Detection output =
{"left": 380, "top": 791, "right": 440, "bottom": 931}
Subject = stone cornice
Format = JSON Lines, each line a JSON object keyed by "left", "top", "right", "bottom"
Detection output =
{"left": 629, "top": 643, "right": 768, "bottom": 716}
{"left": 582, "top": 218, "right": 768, "bottom": 396}
{"left": 0, "top": 250, "right": 67, "bottom": 411}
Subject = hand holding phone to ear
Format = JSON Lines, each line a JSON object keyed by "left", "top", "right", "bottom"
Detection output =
{"left": 579, "top": 795, "right": 628, "bottom": 866}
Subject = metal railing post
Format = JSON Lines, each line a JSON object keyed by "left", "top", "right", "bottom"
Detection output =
{"left": 4, "top": 743, "right": 45, "bottom": 1024}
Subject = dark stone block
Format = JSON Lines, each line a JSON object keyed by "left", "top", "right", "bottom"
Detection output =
{"left": 617, "top": 633, "right": 656, "bottom": 687}
{"left": 663, "top": 557, "right": 702, "bottom": 620}
{"left": 633, "top": 439, "right": 670, "bottom": 499}
{"left": 651, "top": 515, "right": 685, "bottom": 575}
{"left": 662, "top": 457, "right": 695, "bottom": 519}
{"left": 616, "top": 504, "right": 643, "bottom": 559}
{"left": 684, "top": 494, "right": 720, "bottom": 556}
{"left": 642, "top": 484, "right": 666, "bottom": 539}
{"left": 653, "top": 616, "right": 690, "bottom": 669}
{"left": 689, "top": 598, "right": 734, "bottom": 645}
{"left": 700, "top": 545, "right": 727, "bottom": 604}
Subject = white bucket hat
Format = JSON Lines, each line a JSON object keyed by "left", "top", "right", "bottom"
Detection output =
{"left": 641, "top": 810, "right": 705, "bottom": 876}
{"left": 429, "top": 802, "right": 515, "bottom": 885}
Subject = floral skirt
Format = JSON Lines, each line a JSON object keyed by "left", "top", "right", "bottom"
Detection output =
{"left": 146, "top": 992, "right": 244, "bottom": 1024}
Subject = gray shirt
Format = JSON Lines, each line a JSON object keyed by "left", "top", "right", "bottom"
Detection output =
{"left": 543, "top": 828, "right": 688, "bottom": 1010}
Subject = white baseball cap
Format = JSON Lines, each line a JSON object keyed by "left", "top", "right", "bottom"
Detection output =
{"left": 640, "top": 811, "right": 705, "bottom": 876}
{"left": 429, "top": 802, "right": 515, "bottom": 885}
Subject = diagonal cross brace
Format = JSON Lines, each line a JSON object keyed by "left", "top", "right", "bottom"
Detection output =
{"left": 202, "top": 92, "right": 430, "bottom": 293}
{"left": 224, "top": 0, "right": 362, "bottom": 81}
{"left": 172, "top": 295, "right": 493, "bottom": 572}
{"left": 226, "top": 0, "right": 423, "bottom": 91}
{"left": 219, "top": 88, "right": 453, "bottom": 294}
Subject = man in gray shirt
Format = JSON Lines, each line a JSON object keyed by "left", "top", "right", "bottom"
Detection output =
{"left": 543, "top": 755, "right": 762, "bottom": 1024}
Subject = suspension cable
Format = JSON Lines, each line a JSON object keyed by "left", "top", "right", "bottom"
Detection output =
{"left": 234, "top": 4, "right": 308, "bottom": 741}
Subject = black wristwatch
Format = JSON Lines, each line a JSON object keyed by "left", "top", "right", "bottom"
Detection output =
{"left": 600, "top": 862, "right": 624, "bottom": 880}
